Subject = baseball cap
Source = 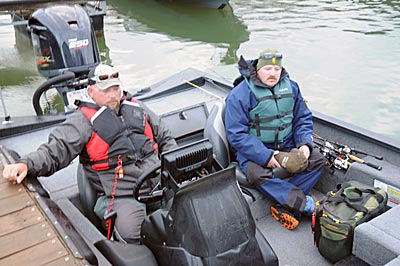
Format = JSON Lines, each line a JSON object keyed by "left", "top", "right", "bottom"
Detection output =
{"left": 88, "top": 64, "right": 121, "bottom": 90}
{"left": 256, "top": 48, "right": 283, "bottom": 70}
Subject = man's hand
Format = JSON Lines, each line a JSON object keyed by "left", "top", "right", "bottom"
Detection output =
{"left": 299, "top": 145, "right": 310, "bottom": 159}
{"left": 267, "top": 151, "right": 282, "bottom": 169}
{"left": 2, "top": 163, "right": 28, "bottom": 184}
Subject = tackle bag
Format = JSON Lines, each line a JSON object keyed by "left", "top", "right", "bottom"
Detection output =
{"left": 312, "top": 180, "right": 388, "bottom": 263}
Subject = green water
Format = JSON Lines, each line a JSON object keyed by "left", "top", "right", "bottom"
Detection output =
{"left": 0, "top": 0, "right": 399, "bottom": 140}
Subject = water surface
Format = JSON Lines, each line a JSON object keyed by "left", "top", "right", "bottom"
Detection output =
{"left": 0, "top": 0, "right": 399, "bottom": 139}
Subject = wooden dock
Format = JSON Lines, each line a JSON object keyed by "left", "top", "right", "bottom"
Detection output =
{"left": 0, "top": 162, "right": 81, "bottom": 266}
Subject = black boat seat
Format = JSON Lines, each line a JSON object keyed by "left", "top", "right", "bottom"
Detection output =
{"left": 203, "top": 100, "right": 279, "bottom": 265}
{"left": 142, "top": 167, "right": 279, "bottom": 266}
{"left": 203, "top": 100, "right": 250, "bottom": 186}
{"left": 77, "top": 163, "right": 102, "bottom": 228}
{"left": 95, "top": 239, "right": 157, "bottom": 266}
{"left": 203, "top": 100, "right": 288, "bottom": 187}
{"left": 77, "top": 164, "right": 146, "bottom": 244}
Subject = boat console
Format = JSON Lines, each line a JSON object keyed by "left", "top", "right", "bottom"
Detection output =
{"left": 160, "top": 138, "right": 213, "bottom": 190}
{"left": 135, "top": 139, "right": 278, "bottom": 266}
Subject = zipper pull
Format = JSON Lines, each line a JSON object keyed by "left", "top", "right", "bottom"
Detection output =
{"left": 118, "top": 167, "right": 124, "bottom": 179}
{"left": 311, "top": 211, "right": 316, "bottom": 229}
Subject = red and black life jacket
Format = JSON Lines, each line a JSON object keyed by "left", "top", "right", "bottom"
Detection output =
{"left": 78, "top": 98, "right": 158, "bottom": 171}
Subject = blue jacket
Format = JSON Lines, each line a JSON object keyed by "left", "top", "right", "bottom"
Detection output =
{"left": 225, "top": 57, "right": 314, "bottom": 172}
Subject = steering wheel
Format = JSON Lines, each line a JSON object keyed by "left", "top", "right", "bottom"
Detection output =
{"left": 133, "top": 163, "right": 162, "bottom": 204}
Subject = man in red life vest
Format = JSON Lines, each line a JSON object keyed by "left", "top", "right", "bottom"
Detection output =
{"left": 2, "top": 64, "right": 177, "bottom": 243}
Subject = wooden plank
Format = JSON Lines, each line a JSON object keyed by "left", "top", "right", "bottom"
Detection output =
{"left": 42, "top": 255, "right": 78, "bottom": 266}
{"left": 0, "top": 221, "right": 55, "bottom": 259}
{"left": 0, "top": 191, "right": 33, "bottom": 216}
{"left": 0, "top": 163, "right": 6, "bottom": 184}
{"left": 0, "top": 160, "right": 81, "bottom": 265}
{"left": 0, "top": 176, "right": 6, "bottom": 184}
{"left": 0, "top": 238, "right": 69, "bottom": 266}
{"left": 0, "top": 206, "right": 43, "bottom": 237}
{"left": 0, "top": 182, "right": 25, "bottom": 200}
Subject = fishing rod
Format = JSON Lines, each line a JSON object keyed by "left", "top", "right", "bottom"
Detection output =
{"left": 347, "top": 154, "right": 383, "bottom": 171}
{"left": 313, "top": 134, "right": 383, "bottom": 160}
{"left": 314, "top": 139, "right": 351, "bottom": 171}
{"left": 313, "top": 135, "right": 383, "bottom": 171}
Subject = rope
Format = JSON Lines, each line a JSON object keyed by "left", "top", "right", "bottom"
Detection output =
{"left": 184, "top": 80, "right": 224, "bottom": 101}
{"left": 105, "top": 155, "right": 123, "bottom": 239}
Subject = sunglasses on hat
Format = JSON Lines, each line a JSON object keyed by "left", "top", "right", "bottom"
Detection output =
{"left": 89, "top": 72, "right": 119, "bottom": 84}
{"left": 260, "top": 53, "right": 283, "bottom": 60}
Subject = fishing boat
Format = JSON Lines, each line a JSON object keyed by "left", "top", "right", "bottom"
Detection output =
{"left": 1, "top": 4, "right": 400, "bottom": 266}
{"left": 157, "top": 0, "right": 229, "bottom": 9}
{"left": 2, "top": 66, "right": 400, "bottom": 265}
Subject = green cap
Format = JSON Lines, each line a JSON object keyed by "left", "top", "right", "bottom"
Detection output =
{"left": 256, "top": 49, "right": 283, "bottom": 70}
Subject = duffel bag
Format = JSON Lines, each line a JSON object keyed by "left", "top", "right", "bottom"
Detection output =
{"left": 312, "top": 180, "right": 388, "bottom": 263}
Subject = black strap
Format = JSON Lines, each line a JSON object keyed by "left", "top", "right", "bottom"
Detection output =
{"left": 75, "top": 100, "right": 101, "bottom": 109}
{"left": 274, "top": 128, "right": 279, "bottom": 150}
{"left": 257, "top": 93, "right": 293, "bottom": 102}
{"left": 355, "top": 188, "right": 384, "bottom": 204}
{"left": 251, "top": 110, "right": 293, "bottom": 124}
{"left": 250, "top": 122, "right": 292, "bottom": 131}
{"left": 342, "top": 187, "right": 364, "bottom": 202}
{"left": 342, "top": 186, "right": 384, "bottom": 205}
{"left": 255, "top": 113, "right": 261, "bottom": 136}
{"left": 80, "top": 154, "right": 138, "bottom": 168}
{"left": 326, "top": 196, "right": 369, "bottom": 213}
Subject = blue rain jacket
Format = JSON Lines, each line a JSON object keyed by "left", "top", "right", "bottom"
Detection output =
{"left": 225, "top": 58, "right": 314, "bottom": 172}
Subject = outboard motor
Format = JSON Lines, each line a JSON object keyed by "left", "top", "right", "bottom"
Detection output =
{"left": 29, "top": 4, "right": 99, "bottom": 78}
{"left": 28, "top": 4, "right": 100, "bottom": 115}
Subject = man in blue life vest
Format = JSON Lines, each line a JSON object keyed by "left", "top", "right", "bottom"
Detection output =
{"left": 2, "top": 64, "right": 177, "bottom": 243}
{"left": 225, "top": 49, "right": 325, "bottom": 230}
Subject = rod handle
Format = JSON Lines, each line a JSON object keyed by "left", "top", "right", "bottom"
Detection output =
{"left": 348, "top": 155, "right": 382, "bottom": 171}
{"left": 365, "top": 162, "right": 383, "bottom": 171}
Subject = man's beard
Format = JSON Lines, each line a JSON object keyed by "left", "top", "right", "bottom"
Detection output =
{"left": 107, "top": 101, "right": 120, "bottom": 113}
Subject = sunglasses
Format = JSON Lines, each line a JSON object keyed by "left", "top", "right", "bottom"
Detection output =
{"left": 98, "top": 72, "right": 119, "bottom": 81}
{"left": 90, "top": 72, "right": 119, "bottom": 84}
{"left": 260, "top": 53, "right": 283, "bottom": 60}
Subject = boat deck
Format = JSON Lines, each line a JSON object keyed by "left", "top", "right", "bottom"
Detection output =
{"left": 0, "top": 162, "right": 81, "bottom": 266}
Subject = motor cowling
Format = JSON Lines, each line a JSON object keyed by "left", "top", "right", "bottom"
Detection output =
{"left": 28, "top": 4, "right": 100, "bottom": 78}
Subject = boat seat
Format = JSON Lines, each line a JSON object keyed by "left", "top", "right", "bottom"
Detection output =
{"left": 203, "top": 100, "right": 278, "bottom": 265}
{"left": 203, "top": 100, "right": 250, "bottom": 187}
{"left": 203, "top": 100, "right": 289, "bottom": 187}
{"left": 76, "top": 163, "right": 160, "bottom": 241}
{"left": 77, "top": 164, "right": 103, "bottom": 229}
